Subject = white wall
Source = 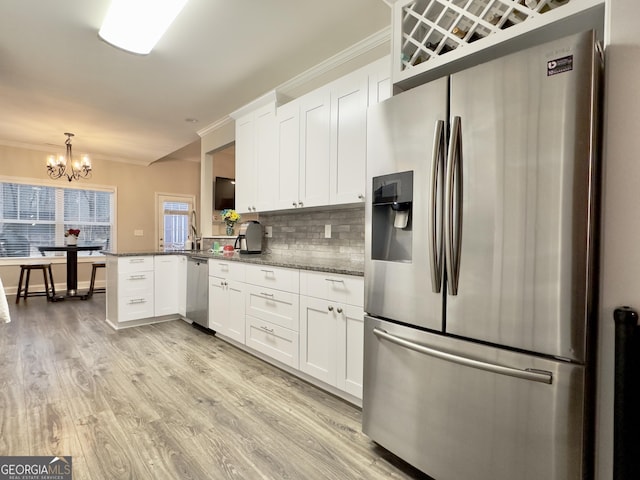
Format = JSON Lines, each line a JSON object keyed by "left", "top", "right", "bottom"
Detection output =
{"left": 597, "top": 1, "right": 640, "bottom": 478}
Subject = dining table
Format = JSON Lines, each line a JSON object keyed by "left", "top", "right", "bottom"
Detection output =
{"left": 37, "top": 244, "right": 103, "bottom": 300}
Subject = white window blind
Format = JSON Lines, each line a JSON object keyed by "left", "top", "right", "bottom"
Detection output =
{"left": 163, "top": 200, "right": 190, "bottom": 250}
{"left": 0, "top": 181, "right": 114, "bottom": 258}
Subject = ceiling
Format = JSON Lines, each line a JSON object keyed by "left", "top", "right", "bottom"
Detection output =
{"left": 0, "top": 0, "right": 391, "bottom": 165}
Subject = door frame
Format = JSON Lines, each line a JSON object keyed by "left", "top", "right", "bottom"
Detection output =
{"left": 155, "top": 192, "right": 196, "bottom": 251}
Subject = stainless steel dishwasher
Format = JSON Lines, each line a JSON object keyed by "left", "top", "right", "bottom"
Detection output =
{"left": 186, "top": 256, "right": 209, "bottom": 329}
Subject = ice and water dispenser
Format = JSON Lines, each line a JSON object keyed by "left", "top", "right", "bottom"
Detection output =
{"left": 371, "top": 171, "right": 413, "bottom": 263}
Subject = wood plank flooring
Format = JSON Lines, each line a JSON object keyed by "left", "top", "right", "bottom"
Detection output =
{"left": 0, "top": 295, "right": 430, "bottom": 480}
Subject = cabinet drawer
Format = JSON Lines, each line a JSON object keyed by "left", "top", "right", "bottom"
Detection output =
{"left": 118, "top": 271, "right": 153, "bottom": 295}
{"left": 245, "top": 264, "right": 299, "bottom": 293}
{"left": 208, "top": 259, "right": 245, "bottom": 282}
{"left": 299, "top": 271, "right": 364, "bottom": 306}
{"left": 118, "top": 294, "right": 154, "bottom": 322}
{"left": 245, "top": 284, "right": 299, "bottom": 331}
{"left": 245, "top": 315, "right": 299, "bottom": 369}
{"left": 118, "top": 256, "right": 153, "bottom": 273}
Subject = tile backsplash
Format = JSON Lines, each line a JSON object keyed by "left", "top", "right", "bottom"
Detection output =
{"left": 260, "top": 206, "right": 364, "bottom": 263}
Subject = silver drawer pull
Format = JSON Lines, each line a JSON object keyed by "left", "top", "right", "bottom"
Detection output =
{"left": 217, "top": 263, "right": 229, "bottom": 269}
{"left": 261, "top": 269, "right": 274, "bottom": 274}
{"left": 325, "top": 278, "right": 345, "bottom": 283}
{"left": 260, "top": 325, "right": 274, "bottom": 334}
{"left": 128, "top": 274, "right": 146, "bottom": 280}
{"left": 128, "top": 298, "right": 146, "bottom": 305}
{"left": 129, "top": 258, "right": 145, "bottom": 263}
{"left": 260, "top": 292, "right": 274, "bottom": 297}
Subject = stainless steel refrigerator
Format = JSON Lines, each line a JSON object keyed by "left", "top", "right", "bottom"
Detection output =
{"left": 363, "top": 30, "right": 600, "bottom": 480}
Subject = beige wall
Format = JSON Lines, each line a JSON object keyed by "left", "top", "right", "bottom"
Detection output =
{"left": 0, "top": 144, "right": 200, "bottom": 292}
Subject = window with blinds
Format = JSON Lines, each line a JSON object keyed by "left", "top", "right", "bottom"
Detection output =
{"left": 0, "top": 181, "right": 114, "bottom": 258}
{"left": 163, "top": 200, "right": 190, "bottom": 251}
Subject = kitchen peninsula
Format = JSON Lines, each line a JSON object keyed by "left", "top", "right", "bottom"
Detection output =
{"left": 104, "top": 249, "right": 365, "bottom": 405}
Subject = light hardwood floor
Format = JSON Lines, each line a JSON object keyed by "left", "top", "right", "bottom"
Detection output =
{"left": 0, "top": 295, "right": 430, "bottom": 480}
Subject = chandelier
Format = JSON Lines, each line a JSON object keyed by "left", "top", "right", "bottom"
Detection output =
{"left": 46, "top": 133, "right": 92, "bottom": 182}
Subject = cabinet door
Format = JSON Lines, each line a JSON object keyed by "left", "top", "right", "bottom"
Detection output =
{"left": 177, "top": 256, "right": 187, "bottom": 316}
{"left": 275, "top": 101, "right": 301, "bottom": 210}
{"left": 254, "top": 104, "right": 277, "bottom": 212}
{"left": 209, "top": 275, "right": 227, "bottom": 333}
{"left": 299, "top": 296, "right": 337, "bottom": 386}
{"left": 368, "top": 57, "right": 392, "bottom": 106}
{"left": 336, "top": 303, "right": 364, "bottom": 399}
{"left": 154, "top": 256, "right": 179, "bottom": 316}
{"left": 330, "top": 73, "right": 369, "bottom": 205}
{"left": 299, "top": 88, "right": 330, "bottom": 208}
{"left": 225, "top": 280, "right": 245, "bottom": 344}
{"left": 235, "top": 112, "right": 256, "bottom": 214}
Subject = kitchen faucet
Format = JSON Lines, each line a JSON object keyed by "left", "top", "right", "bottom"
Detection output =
{"left": 191, "top": 210, "right": 200, "bottom": 250}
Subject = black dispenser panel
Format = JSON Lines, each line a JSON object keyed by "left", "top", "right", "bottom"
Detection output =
{"left": 371, "top": 171, "right": 413, "bottom": 263}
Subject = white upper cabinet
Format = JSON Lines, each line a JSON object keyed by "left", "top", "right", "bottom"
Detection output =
{"left": 237, "top": 57, "right": 391, "bottom": 213}
{"left": 299, "top": 88, "right": 331, "bottom": 208}
{"left": 233, "top": 93, "right": 279, "bottom": 214}
{"left": 368, "top": 57, "right": 392, "bottom": 106}
{"left": 329, "top": 70, "right": 369, "bottom": 205}
{"left": 275, "top": 101, "right": 301, "bottom": 210}
{"left": 235, "top": 112, "right": 257, "bottom": 214}
{"left": 254, "top": 104, "right": 277, "bottom": 212}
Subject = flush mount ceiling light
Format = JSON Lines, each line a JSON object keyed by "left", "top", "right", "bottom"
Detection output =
{"left": 46, "top": 133, "right": 92, "bottom": 182}
{"left": 99, "top": 0, "right": 189, "bottom": 55}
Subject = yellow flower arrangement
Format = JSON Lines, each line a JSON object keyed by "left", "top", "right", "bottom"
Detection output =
{"left": 221, "top": 209, "right": 240, "bottom": 225}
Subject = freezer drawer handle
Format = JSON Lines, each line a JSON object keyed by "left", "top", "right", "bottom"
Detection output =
{"left": 373, "top": 328, "right": 552, "bottom": 384}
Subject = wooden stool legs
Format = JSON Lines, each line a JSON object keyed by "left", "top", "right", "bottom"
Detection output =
{"left": 88, "top": 262, "right": 106, "bottom": 296}
{"left": 16, "top": 264, "right": 55, "bottom": 303}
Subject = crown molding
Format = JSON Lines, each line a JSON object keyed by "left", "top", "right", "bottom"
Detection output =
{"left": 197, "top": 26, "right": 391, "bottom": 138}
{"left": 196, "top": 115, "right": 233, "bottom": 138}
{"left": 277, "top": 26, "right": 391, "bottom": 96}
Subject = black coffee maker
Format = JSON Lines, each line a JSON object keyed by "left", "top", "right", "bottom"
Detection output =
{"left": 233, "top": 221, "right": 263, "bottom": 254}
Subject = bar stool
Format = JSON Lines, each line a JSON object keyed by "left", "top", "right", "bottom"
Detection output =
{"left": 15, "top": 263, "right": 56, "bottom": 303}
{"left": 87, "top": 261, "right": 106, "bottom": 296}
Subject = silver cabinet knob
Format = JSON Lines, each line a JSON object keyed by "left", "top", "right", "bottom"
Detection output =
{"left": 337, "top": 307, "right": 343, "bottom": 313}
{"left": 328, "top": 305, "right": 334, "bottom": 311}
{"left": 357, "top": 194, "right": 364, "bottom": 200}
{"left": 298, "top": 202, "right": 303, "bottom": 207}
{"left": 292, "top": 202, "right": 297, "bottom": 207}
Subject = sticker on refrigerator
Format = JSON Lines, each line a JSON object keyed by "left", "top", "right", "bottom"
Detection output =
{"left": 547, "top": 55, "right": 573, "bottom": 76}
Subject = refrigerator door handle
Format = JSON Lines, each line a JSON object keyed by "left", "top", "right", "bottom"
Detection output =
{"left": 444, "top": 115, "right": 463, "bottom": 295}
{"left": 373, "top": 327, "right": 553, "bottom": 384}
{"left": 429, "top": 120, "right": 445, "bottom": 293}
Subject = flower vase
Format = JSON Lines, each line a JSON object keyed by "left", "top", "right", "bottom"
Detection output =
{"left": 226, "top": 224, "right": 234, "bottom": 236}
{"left": 66, "top": 235, "right": 78, "bottom": 246}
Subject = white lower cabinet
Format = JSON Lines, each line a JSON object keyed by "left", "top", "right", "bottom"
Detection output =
{"left": 208, "top": 260, "right": 246, "bottom": 343}
{"left": 245, "top": 315, "right": 299, "bottom": 368}
{"left": 209, "top": 276, "right": 246, "bottom": 344}
{"left": 245, "top": 284, "right": 299, "bottom": 331}
{"left": 300, "top": 296, "right": 364, "bottom": 399}
{"left": 106, "top": 255, "right": 155, "bottom": 328}
{"left": 154, "top": 255, "right": 183, "bottom": 317}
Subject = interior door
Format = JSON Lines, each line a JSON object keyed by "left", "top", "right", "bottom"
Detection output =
{"left": 156, "top": 194, "right": 195, "bottom": 251}
{"left": 446, "top": 31, "right": 597, "bottom": 361}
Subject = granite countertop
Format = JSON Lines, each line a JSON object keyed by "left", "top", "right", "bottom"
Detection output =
{"left": 102, "top": 250, "right": 364, "bottom": 276}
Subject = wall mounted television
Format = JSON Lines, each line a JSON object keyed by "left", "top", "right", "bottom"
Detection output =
{"left": 213, "top": 177, "right": 235, "bottom": 210}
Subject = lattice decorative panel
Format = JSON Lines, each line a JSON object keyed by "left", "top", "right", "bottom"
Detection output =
{"left": 400, "top": 0, "right": 571, "bottom": 70}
